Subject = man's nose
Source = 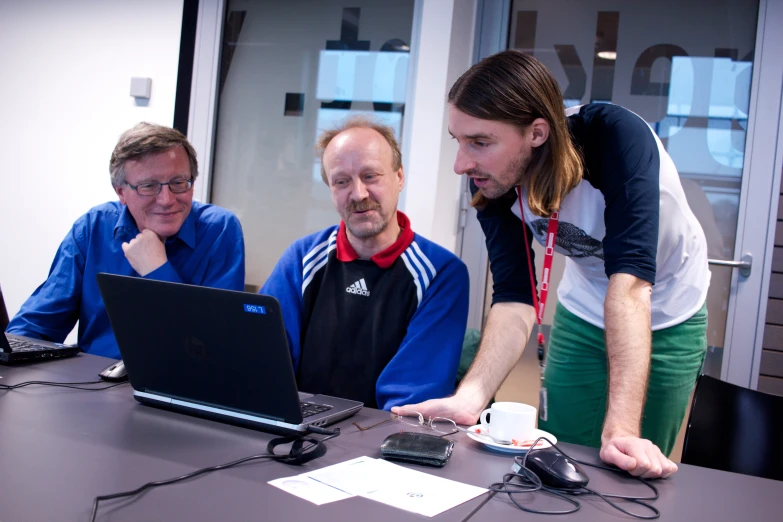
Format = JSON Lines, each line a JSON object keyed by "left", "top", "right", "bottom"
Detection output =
{"left": 350, "top": 179, "right": 369, "bottom": 200}
{"left": 453, "top": 147, "right": 476, "bottom": 175}
{"left": 156, "top": 184, "right": 176, "bottom": 205}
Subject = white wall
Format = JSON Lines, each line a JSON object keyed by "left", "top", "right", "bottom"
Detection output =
{"left": 0, "top": 0, "right": 184, "bottom": 339}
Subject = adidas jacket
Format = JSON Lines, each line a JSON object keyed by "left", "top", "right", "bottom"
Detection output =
{"left": 260, "top": 212, "right": 469, "bottom": 410}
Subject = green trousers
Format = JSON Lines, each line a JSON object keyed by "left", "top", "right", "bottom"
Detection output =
{"left": 538, "top": 303, "right": 707, "bottom": 456}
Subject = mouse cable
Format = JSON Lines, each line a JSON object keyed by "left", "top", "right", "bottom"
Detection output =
{"left": 0, "top": 380, "right": 129, "bottom": 391}
{"left": 88, "top": 427, "right": 340, "bottom": 522}
{"left": 486, "top": 436, "right": 660, "bottom": 519}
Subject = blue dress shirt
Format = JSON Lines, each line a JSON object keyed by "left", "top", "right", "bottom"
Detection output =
{"left": 6, "top": 201, "right": 245, "bottom": 358}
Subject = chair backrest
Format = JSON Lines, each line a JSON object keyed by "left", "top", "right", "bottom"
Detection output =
{"left": 0, "top": 285, "right": 9, "bottom": 331}
{"left": 682, "top": 374, "right": 783, "bottom": 481}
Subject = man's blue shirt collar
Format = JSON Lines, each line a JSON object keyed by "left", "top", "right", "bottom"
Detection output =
{"left": 113, "top": 205, "right": 139, "bottom": 240}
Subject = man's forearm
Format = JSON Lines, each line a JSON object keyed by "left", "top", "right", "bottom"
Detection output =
{"left": 603, "top": 273, "right": 653, "bottom": 441}
{"left": 456, "top": 302, "right": 536, "bottom": 415}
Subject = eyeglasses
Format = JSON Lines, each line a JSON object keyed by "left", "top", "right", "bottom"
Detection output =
{"left": 124, "top": 178, "right": 193, "bottom": 196}
{"left": 353, "top": 412, "right": 466, "bottom": 437}
{"left": 395, "top": 412, "right": 468, "bottom": 436}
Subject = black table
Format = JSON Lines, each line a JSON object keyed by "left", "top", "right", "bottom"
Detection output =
{"left": 1, "top": 354, "right": 780, "bottom": 522}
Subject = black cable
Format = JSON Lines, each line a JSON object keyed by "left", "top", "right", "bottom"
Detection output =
{"left": 459, "top": 490, "right": 498, "bottom": 522}
{"left": 88, "top": 427, "right": 340, "bottom": 522}
{"left": 489, "top": 436, "right": 660, "bottom": 519}
{"left": 0, "top": 380, "right": 129, "bottom": 391}
{"left": 305, "top": 425, "right": 340, "bottom": 436}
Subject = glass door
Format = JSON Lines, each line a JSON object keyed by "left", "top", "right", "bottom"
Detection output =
{"left": 460, "top": 0, "right": 783, "bottom": 387}
{"left": 206, "top": 0, "right": 415, "bottom": 289}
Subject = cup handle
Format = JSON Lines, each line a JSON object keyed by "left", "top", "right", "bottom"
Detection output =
{"left": 479, "top": 408, "right": 491, "bottom": 428}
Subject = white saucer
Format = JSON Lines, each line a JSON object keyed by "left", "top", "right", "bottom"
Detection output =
{"left": 466, "top": 426, "right": 557, "bottom": 454}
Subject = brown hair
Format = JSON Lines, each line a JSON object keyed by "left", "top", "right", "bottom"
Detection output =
{"left": 109, "top": 122, "right": 198, "bottom": 187}
{"left": 448, "top": 50, "right": 583, "bottom": 216}
{"left": 315, "top": 116, "right": 402, "bottom": 184}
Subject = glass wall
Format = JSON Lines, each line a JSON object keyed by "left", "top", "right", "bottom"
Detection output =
{"left": 210, "top": 0, "right": 415, "bottom": 287}
{"left": 507, "top": 0, "right": 759, "bottom": 376}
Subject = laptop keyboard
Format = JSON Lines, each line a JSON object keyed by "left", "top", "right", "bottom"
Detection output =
{"left": 7, "top": 338, "right": 48, "bottom": 352}
{"left": 300, "top": 401, "right": 332, "bottom": 418}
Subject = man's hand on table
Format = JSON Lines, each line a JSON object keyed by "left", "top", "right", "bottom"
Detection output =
{"left": 600, "top": 432, "right": 678, "bottom": 479}
{"left": 391, "top": 391, "right": 484, "bottom": 426}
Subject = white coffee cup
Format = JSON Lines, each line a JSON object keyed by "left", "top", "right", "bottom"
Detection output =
{"left": 479, "top": 402, "right": 537, "bottom": 443}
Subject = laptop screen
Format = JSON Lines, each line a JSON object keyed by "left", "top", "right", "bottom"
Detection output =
{"left": 0, "top": 286, "right": 10, "bottom": 332}
{"left": 97, "top": 274, "right": 307, "bottom": 424}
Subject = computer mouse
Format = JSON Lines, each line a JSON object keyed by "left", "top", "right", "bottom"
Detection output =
{"left": 524, "top": 447, "right": 589, "bottom": 489}
{"left": 99, "top": 360, "right": 128, "bottom": 382}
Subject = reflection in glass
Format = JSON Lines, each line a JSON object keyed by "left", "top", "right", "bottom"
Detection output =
{"left": 210, "top": 1, "right": 414, "bottom": 287}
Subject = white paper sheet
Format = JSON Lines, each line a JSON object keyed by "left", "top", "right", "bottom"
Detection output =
{"left": 268, "top": 475, "right": 353, "bottom": 505}
{"left": 276, "top": 456, "right": 487, "bottom": 517}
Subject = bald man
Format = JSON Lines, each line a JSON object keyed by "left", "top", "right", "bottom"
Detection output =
{"left": 261, "top": 117, "right": 469, "bottom": 410}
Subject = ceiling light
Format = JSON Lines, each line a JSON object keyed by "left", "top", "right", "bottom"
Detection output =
{"left": 597, "top": 51, "right": 617, "bottom": 60}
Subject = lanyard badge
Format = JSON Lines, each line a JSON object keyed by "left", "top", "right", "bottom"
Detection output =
{"left": 516, "top": 187, "right": 559, "bottom": 421}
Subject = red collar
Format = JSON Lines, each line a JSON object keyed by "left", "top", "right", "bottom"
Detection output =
{"left": 336, "top": 211, "right": 414, "bottom": 268}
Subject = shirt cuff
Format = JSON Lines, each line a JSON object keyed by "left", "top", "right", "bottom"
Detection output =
{"left": 142, "top": 261, "right": 183, "bottom": 284}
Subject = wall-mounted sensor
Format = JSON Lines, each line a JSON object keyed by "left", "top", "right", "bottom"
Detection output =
{"left": 130, "top": 77, "right": 152, "bottom": 99}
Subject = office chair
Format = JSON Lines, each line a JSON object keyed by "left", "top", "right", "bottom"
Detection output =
{"left": 681, "top": 374, "right": 783, "bottom": 481}
{"left": 0, "top": 285, "right": 10, "bottom": 331}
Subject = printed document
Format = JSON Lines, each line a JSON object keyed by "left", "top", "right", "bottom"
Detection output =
{"left": 269, "top": 456, "right": 487, "bottom": 517}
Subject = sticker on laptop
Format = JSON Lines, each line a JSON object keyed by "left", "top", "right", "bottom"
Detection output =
{"left": 243, "top": 304, "right": 267, "bottom": 315}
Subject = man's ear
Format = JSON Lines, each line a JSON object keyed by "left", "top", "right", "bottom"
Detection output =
{"left": 115, "top": 185, "right": 128, "bottom": 205}
{"left": 529, "top": 118, "right": 550, "bottom": 148}
{"left": 397, "top": 167, "right": 405, "bottom": 193}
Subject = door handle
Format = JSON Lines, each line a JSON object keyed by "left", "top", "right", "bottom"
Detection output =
{"left": 708, "top": 253, "right": 752, "bottom": 277}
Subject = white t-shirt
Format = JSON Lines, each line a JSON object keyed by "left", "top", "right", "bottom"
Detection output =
{"left": 477, "top": 103, "right": 710, "bottom": 330}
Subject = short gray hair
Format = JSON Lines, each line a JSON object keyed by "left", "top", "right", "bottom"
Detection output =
{"left": 315, "top": 116, "right": 402, "bottom": 184}
{"left": 109, "top": 122, "right": 198, "bottom": 187}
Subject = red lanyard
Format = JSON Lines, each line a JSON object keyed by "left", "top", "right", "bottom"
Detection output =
{"left": 516, "top": 187, "right": 559, "bottom": 358}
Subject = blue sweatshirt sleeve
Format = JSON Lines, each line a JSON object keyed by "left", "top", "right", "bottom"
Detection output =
{"left": 6, "top": 220, "right": 85, "bottom": 342}
{"left": 260, "top": 241, "right": 305, "bottom": 369}
{"left": 375, "top": 254, "right": 470, "bottom": 410}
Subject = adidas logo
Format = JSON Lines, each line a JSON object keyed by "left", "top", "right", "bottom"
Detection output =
{"left": 346, "top": 278, "right": 370, "bottom": 297}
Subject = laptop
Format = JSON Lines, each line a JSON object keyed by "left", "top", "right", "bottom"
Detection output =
{"left": 0, "top": 287, "right": 81, "bottom": 364}
{"left": 0, "top": 333, "right": 81, "bottom": 364}
{"left": 96, "top": 273, "right": 363, "bottom": 433}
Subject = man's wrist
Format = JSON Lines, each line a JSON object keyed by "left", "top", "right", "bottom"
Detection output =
{"left": 601, "top": 419, "right": 640, "bottom": 443}
{"left": 454, "top": 381, "right": 491, "bottom": 418}
{"left": 137, "top": 258, "right": 168, "bottom": 277}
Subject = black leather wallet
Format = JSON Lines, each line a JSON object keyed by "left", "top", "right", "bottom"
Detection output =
{"left": 380, "top": 432, "right": 455, "bottom": 467}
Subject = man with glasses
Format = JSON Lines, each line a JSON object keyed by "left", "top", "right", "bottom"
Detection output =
{"left": 6, "top": 122, "right": 245, "bottom": 358}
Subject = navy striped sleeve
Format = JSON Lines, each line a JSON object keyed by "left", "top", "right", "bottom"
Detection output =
{"left": 579, "top": 104, "right": 659, "bottom": 284}
{"left": 472, "top": 181, "right": 537, "bottom": 307}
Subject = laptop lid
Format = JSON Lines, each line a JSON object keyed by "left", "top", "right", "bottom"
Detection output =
{"left": 1, "top": 285, "right": 10, "bottom": 332}
{"left": 96, "top": 273, "right": 307, "bottom": 425}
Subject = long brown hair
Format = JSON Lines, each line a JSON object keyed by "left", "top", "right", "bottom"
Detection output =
{"left": 448, "top": 50, "right": 583, "bottom": 216}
